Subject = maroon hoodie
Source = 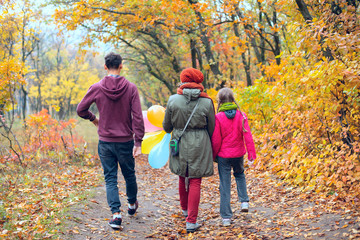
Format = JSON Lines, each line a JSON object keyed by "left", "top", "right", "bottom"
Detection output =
{"left": 76, "top": 76, "right": 144, "bottom": 146}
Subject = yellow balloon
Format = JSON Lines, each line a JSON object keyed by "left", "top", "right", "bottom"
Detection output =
{"left": 141, "top": 131, "right": 166, "bottom": 154}
{"left": 147, "top": 105, "right": 165, "bottom": 128}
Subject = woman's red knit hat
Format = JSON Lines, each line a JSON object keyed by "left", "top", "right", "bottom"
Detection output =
{"left": 180, "top": 68, "right": 204, "bottom": 83}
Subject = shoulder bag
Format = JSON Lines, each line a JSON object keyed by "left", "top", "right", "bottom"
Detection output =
{"left": 170, "top": 100, "right": 200, "bottom": 156}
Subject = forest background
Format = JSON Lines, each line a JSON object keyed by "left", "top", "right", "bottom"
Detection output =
{"left": 0, "top": 0, "right": 359, "bottom": 238}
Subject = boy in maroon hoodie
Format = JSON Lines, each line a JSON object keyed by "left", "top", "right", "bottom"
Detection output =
{"left": 77, "top": 52, "right": 144, "bottom": 229}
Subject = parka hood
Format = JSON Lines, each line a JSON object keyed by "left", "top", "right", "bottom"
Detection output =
{"left": 182, "top": 88, "right": 201, "bottom": 103}
{"left": 99, "top": 75, "right": 130, "bottom": 100}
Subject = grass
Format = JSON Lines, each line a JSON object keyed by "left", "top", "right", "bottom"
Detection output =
{"left": 1, "top": 115, "right": 99, "bottom": 153}
{"left": 0, "top": 158, "right": 102, "bottom": 239}
{"left": 0, "top": 118, "right": 25, "bottom": 146}
{"left": 0, "top": 113, "right": 103, "bottom": 239}
{"left": 74, "top": 117, "right": 99, "bottom": 155}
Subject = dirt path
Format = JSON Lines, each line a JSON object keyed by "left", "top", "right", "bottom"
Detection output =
{"left": 63, "top": 155, "right": 360, "bottom": 239}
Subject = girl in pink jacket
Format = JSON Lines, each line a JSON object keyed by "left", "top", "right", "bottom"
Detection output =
{"left": 211, "top": 88, "right": 256, "bottom": 227}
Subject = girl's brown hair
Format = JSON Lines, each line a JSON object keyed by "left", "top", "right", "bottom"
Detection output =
{"left": 216, "top": 88, "right": 240, "bottom": 112}
{"left": 216, "top": 88, "right": 247, "bottom": 132}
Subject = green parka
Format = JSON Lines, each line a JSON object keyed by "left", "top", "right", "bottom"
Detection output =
{"left": 162, "top": 89, "right": 215, "bottom": 178}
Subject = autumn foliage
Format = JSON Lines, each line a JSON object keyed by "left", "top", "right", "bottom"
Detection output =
{"left": 230, "top": 1, "right": 360, "bottom": 200}
{"left": 234, "top": 60, "right": 360, "bottom": 200}
{"left": 1, "top": 0, "right": 360, "bottom": 238}
{"left": 0, "top": 2, "right": 27, "bottom": 111}
{"left": 0, "top": 110, "right": 101, "bottom": 239}
{"left": 24, "top": 109, "right": 81, "bottom": 161}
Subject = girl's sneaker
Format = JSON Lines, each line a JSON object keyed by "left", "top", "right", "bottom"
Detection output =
{"left": 108, "top": 215, "right": 122, "bottom": 229}
{"left": 128, "top": 201, "right": 138, "bottom": 215}
{"left": 222, "top": 218, "right": 231, "bottom": 226}
{"left": 241, "top": 202, "right": 249, "bottom": 212}
{"left": 182, "top": 210, "right": 188, "bottom": 217}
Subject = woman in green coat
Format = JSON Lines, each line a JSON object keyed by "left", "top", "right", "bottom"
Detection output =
{"left": 162, "top": 68, "right": 215, "bottom": 233}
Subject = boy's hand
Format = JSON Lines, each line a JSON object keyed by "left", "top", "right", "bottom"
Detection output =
{"left": 91, "top": 118, "right": 99, "bottom": 128}
{"left": 133, "top": 146, "right": 141, "bottom": 158}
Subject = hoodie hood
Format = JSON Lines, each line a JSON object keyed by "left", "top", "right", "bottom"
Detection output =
{"left": 224, "top": 109, "right": 236, "bottom": 119}
{"left": 99, "top": 76, "right": 130, "bottom": 100}
{"left": 182, "top": 88, "right": 201, "bottom": 103}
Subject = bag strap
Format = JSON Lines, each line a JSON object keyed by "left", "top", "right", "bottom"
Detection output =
{"left": 179, "top": 100, "right": 200, "bottom": 139}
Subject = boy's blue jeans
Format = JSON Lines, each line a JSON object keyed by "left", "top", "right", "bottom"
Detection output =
{"left": 218, "top": 156, "right": 249, "bottom": 219}
{"left": 98, "top": 140, "right": 138, "bottom": 214}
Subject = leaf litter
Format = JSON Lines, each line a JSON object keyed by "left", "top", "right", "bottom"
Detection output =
{"left": 64, "top": 155, "right": 360, "bottom": 239}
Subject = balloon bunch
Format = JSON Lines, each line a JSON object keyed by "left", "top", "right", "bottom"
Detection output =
{"left": 142, "top": 105, "right": 170, "bottom": 169}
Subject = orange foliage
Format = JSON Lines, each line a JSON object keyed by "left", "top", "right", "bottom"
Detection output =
{"left": 204, "top": 1, "right": 360, "bottom": 201}
{"left": 22, "top": 109, "right": 83, "bottom": 163}
{"left": 0, "top": 110, "right": 100, "bottom": 238}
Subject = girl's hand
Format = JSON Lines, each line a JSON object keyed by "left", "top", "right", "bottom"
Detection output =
{"left": 248, "top": 159, "right": 254, "bottom": 168}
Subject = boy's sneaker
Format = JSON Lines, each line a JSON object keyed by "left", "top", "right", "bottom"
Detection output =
{"left": 241, "top": 202, "right": 249, "bottom": 212}
{"left": 108, "top": 215, "right": 122, "bottom": 229}
{"left": 222, "top": 218, "right": 231, "bottom": 226}
{"left": 186, "top": 222, "right": 201, "bottom": 233}
{"left": 182, "top": 210, "right": 188, "bottom": 218}
{"left": 128, "top": 200, "right": 138, "bottom": 215}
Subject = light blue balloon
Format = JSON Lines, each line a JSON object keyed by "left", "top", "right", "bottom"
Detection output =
{"left": 148, "top": 133, "right": 171, "bottom": 169}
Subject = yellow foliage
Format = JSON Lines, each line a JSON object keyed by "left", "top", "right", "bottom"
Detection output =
{"left": 236, "top": 54, "right": 360, "bottom": 199}
{"left": 0, "top": 2, "right": 31, "bottom": 109}
{"left": 29, "top": 48, "right": 100, "bottom": 115}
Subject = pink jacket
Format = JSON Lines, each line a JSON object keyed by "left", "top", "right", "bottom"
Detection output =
{"left": 211, "top": 110, "right": 256, "bottom": 160}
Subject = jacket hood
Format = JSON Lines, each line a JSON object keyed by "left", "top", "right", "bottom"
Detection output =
{"left": 99, "top": 76, "right": 130, "bottom": 100}
{"left": 224, "top": 109, "right": 236, "bottom": 119}
{"left": 182, "top": 88, "right": 201, "bottom": 103}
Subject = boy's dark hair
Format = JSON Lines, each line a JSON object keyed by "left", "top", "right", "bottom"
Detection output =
{"left": 105, "top": 52, "right": 123, "bottom": 70}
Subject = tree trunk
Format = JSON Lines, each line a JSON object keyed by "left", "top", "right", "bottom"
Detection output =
{"left": 190, "top": 38, "right": 197, "bottom": 69}
{"left": 242, "top": 52, "right": 252, "bottom": 86}
{"left": 58, "top": 101, "right": 65, "bottom": 120}
{"left": 188, "top": 0, "right": 223, "bottom": 87}
{"left": 196, "top": 43, "right": 203, "bottom": 71}
{"left": 37, "top": 83, "right": 41, "bottom": 112}
{"left": 272, "top": 8, "right": 281, "bottom": 65}
{"left": 257, "top": 1, "right": 266, "bottom": 65}
{"left": 295, "top": 0, "right": 313, "bottom": 22}
{"left": 67, "top": 95, "right": 72, "bottom": 119}
{"left": 235, "top": 2, "right": 266, "bottom": 76}
{"left": 295, "top": 0, "right": 334, "bottom": 60}
{"left": 117, "top": 35, "right": 177, "bottom": 94}
{"left": 232, "top": 16, "right": 253, "bottom": 86}
{"left": 21, "top": 85, "right": 27, "bottom": 120}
